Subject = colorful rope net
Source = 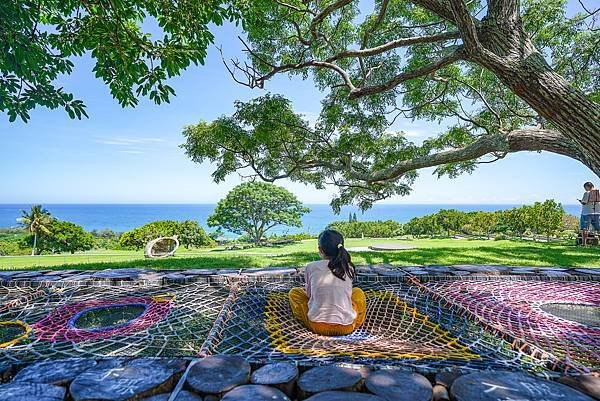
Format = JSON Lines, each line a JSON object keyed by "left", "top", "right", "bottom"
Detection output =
{"left": 201, "top": 277, "right": 556, "bottom": 374}
{"left": 422, "top": 278, "right": 600, "bottom": 373}
{"left": 0, "top": 275, "right": 598, "bottom": 376}
{"left": 0, "top": 281, "right": 229, "bottom": 364}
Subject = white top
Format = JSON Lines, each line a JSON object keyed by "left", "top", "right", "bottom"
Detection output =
{"left": 582, "top": 190, "right": 600, "bottom": 215}
{"left": 305, "top": 259, "right": 356, "bottom": 325}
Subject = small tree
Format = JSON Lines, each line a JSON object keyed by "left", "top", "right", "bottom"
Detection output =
{"left": 18, "top": 205, "right": 52, "bottom": 255}
{"left": 436, "top": 209, "right": 466, "bottom": 237}
{"left": 208, "top": 182, "right": 309, "bottom": 243}
{"left": 530, "top": 200, "right": 565, "bottom": 241}
{"left": 36, "top": 220, "right": 95, "bottom": 254}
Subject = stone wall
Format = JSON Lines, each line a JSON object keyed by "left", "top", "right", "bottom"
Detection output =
{"left": 1, "top": 355, "right": 598, "bottom": 401}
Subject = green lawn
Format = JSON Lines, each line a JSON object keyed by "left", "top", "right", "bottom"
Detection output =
{"left": 1, "top": 238, "right": 598, "bottom": 271}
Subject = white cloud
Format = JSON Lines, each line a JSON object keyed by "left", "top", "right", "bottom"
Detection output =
{"left": 118, "top": 150, "right": 145, "bottom": 154}
{"left": 403, "top": 130, "right": 425, "bottom": 137}
{"left": 94, "top": 137, "right": 166, "bottom": 146}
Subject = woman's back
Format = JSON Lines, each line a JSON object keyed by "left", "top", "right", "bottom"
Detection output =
{"left": 306, "top": 259, "right": 356, "bottom": 325}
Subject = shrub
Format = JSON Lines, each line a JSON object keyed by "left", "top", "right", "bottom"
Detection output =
{"left": 119, "top": 220, "right": 215, "bottom": 250}
{"left": 327, "top": 220, "right": 402, "bottom": 238}
{"left": 32, "top": 220, "right": 95, "bottom": 254}
{"left": 0, "top": 239, "right": 29, "bottom": 256}
{"left": 267, "top": 232, "right": 315, "bottom": 242}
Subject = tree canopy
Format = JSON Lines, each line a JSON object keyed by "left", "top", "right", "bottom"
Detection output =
{"left": 184, "top": 0, "right": 598, "bottom": 210}
{"left": 207, "top": 182, "right": 309, "bottom": 243}
{"left": 1, "top": 0, "right": 238, "bottom": 122}
{"left": 4, "top": 0, "right": 599, "bottom": 210}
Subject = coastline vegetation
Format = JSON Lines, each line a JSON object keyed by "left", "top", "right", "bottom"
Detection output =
{"left": 0, "top": 198, "right": 595, "bottom": 271}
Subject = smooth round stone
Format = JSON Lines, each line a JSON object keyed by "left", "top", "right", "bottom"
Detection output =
{"left": 142, "top": 390, "right": 204, "bottom": 401}
{"left": 251, "top": 362, "right": 298, "bottom": 385}
{"left": 451, "top": 372, "right": 595, "bottom": 401}
{"left": 366, "top": 371, "right": 432, "bottom": 401}
{"left": 221, "top": 385, "right": 290, "bottom": 401}
{"left": 305, "top": 391, "right": 385, "bottom": 401}
{"left": 70, "top": 359, "right": 179, "bottom": 401}
{"left": 433, "top": 384, "right": 450, "bottom": 401}
{"left": 186, "top": 355, "right": 250, "bottom": 394}
{"left": 14, "top": 358, "right": 97, "bottom": 385}
{"left": 0, "top": 382, "right": 66, "bottom": 401}
{"left": 298, "top": 366, "right": 363, "bottom": 394}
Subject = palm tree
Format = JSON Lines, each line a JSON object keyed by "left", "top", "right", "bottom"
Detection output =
{"left": 18, "top": 205, "right": 52, "bottom": 256}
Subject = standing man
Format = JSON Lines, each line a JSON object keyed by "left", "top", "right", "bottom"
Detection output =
{"left": 578, "top": 182, "right": 600, "bottom": 245}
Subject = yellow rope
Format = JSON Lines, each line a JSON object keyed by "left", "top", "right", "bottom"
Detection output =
{"left": 265, "top": 290, "right": 480, "bottom": 361}
{"left": 151, "top": 294, "right": 176, "bottom": 302}
{"left": 0, "top": 320, "right": 32, "bottom": 348}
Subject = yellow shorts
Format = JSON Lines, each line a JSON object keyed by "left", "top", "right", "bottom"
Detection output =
{"left": 288, "top": 287, "right": 366, "bottom": 336}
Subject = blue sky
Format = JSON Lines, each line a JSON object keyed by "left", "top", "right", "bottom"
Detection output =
{"left": 0, "top": 1, "right": 594, "bottom": 205}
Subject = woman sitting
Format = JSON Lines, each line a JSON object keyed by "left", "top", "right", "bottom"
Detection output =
{"left": 289, "top": 229, "right": 366, "bottom": 336}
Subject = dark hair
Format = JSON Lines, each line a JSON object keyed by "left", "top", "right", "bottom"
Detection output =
{"left": 584, "top": 182, "right": 594, "bottom": 189}
{"left": 318, "top": 229, "right": 356, "bottom": 281}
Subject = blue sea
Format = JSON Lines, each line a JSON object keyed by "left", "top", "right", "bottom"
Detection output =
{"left": 0, "top": 204, "right": 580, "bottom": 234}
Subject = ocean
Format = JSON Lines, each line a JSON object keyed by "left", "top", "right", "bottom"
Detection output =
{"left": 0, "top": 203, "right": 580, "bottom": 234}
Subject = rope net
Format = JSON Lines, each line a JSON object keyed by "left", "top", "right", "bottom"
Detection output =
{"left": 0, "top": 275, "right": 598, "bottom": 375}
{"left": 422, "top": 278, "right": 600, "bottom": 373}
{"left": 202, "top": 278, "right": 554, "bottom": 374}
{"left": 0, "top": 281, "right": 229, "bottom": 364}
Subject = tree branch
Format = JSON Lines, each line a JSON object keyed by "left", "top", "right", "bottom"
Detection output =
{"left": 359, "top": 129, "right": 584, "bottom": 182}
{"left": 410, "top": 0, "right": 457, "bottom": 23}
{"left": 348, "top": 48, "right": 464, "bottom": 99}
{"left": 326, "top": 31, "right": 461, "bottom": 62}
{"left": 310, "top": 0, "right": 352, "bottom": 39}
{"left": 448, "top": 0, "right": 483, "bottom": 54}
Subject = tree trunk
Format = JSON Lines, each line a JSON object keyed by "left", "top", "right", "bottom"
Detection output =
{"left": 476, "top": 26, "right": 600, "bottom": 177}
{"left": 31, "top": 233, "right": 37, "bottom": 256}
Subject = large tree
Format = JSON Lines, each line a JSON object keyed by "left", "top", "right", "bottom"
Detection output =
{"left": 208, "top": 182, "right": 309, "bottom": 243}
{"left": 1, "top": 0, "right": 238, "bottom": 122}
{"left": 191, "top": 0, "right": 598, "bottom": 207}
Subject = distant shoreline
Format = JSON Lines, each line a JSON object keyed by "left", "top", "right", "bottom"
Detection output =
{"left": 0, "top": 203, "right": 581, "bottom": 233}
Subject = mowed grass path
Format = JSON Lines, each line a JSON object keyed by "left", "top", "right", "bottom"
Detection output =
{"left": 1, "top": 238, "right": 598, "bottom": 271}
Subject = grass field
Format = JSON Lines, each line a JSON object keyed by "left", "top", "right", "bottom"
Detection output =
{"left": 0, "top": 238, "right": 598, "bottom": 271}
